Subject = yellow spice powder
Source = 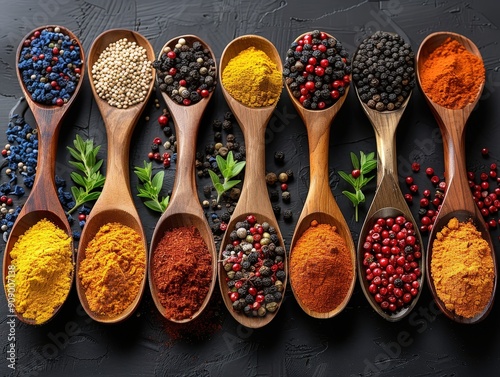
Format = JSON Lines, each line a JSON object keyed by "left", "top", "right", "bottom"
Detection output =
{"left": 431, "top": 217, "right": 494, "bottom": 318}
{"left": 222, "top": 46, "right": 282, "bottom": 107}
{"left": 79, "top": 222, "right": 146, "bottom": 317}
{"left": 10, "top": 218, "right": 73, "bottom": 324}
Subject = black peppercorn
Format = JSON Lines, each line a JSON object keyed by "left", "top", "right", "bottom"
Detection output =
{"left": 212, "top": 119, "right": 222, "bottom": 130}
{"left": 159, "top": 122, "right": 171, "bottom": 135}
{"left": 272, "top": 205, "right": 281, "bottom": 217}
{"left": 282, "top": 191, "right": 291, "bottom": 203}
{"left": 283, "top": 210, "right": 293, "bottom": 222}
{"left": 274, "top": 151, "right": 285, "bottom": 164}
{"left": 222, "top": 119, "right": 233, "bottom": 131}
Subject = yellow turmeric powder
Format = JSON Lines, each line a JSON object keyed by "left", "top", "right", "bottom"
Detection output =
{"left": 222, "top": 46, "right": 282, "bottom": 107}
{"left": 290, "top": 221, "right": 353, "bottom": 313}
{"left": 9, "top": 218, "right": 73, "bottom": 324}
{"left": 431, "top": 217, "right": 494, "bottom": 318}
{"left": 79, "top": 222, "right": 146, "bottom": 317}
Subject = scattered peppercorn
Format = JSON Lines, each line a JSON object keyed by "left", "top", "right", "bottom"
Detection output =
{"left": 274, "top": 151, "right": 285, "bottom": 164}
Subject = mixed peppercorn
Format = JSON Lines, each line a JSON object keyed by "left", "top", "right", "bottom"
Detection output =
{"left": 362, "top": 215, "right": 422, "bottom": 313}
{"left": 221, "top": 214, "right": 286, "bottom": 317}
{"left": 153, "top": 37, "right": 216, "bottom": 106}
{"left": 18, "top": 27, "right": 82, "bottom": 106}
{"left": 283, "top": 30, "right": 351, "bottom": 109}
{"left": 353, "top": 31, "right": 415, "bottom": 111}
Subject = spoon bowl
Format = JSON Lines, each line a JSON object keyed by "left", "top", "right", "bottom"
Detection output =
{"left": 354, "top": 75, "right": 425, "bottom": 320}
{"left": 416, "top": 31, "right": 496, "bottom": 323}
{"left": 286, "top": 32, "right": 356, "bottom": 319}
{"left": 218, "top": 35, "right": 285, "bottom": 328}
{"left": 2, "top": 25, "right": 85, "bottom": 325}
{"left": 148, "top": 35, "right": 217, "bottom": 323}
{"left": 76, "top": 28, "right": 155, "bottom": 323}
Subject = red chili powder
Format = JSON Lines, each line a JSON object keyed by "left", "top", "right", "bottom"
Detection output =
{"left": 152, "top": 226, "right": 212, "bottom": 321}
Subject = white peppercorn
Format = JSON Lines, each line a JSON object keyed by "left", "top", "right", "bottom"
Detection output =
{"left": 91, "top": 38, "right": 152, "bottom": 109}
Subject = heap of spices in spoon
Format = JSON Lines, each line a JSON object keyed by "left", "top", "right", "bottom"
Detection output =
{"left": 151, "top": 226, "right": 212, "bottom": 321}
{"left": 91, "top": 38, "right": 152, "bottom": 109}
{"left": 18, "top": 27, "right": 83, "bottom": 106}
{"left": 352, "top": 31, "right": 415, "bottom": 111}
{"left": 221, "top": 215, "right": 286, "bottom": 317}
{"left": 283, "top": 30, "right": 350, "bottom": 110}
{"left": 418, "top": 37, "right": 485, "bottom": 109}
{"left": 361, "top": 216, "right": 422, "bottom": 314}
{"left": 290, "top": 220, "right": 353, "bottom": 313}
{"left": 430, "top": 217, "right": 494, "bottom": 319}
{"left": 79, "top": 222, "right": 146, "bottom": 317}
{"left": 9, "top": 218, "right": 73, "bottom": 324}
{"left": 222, "top": 47, "right": 282, "bottom": 108}
{"left": 153, "top": 37, "right": 216, "bottom": 106}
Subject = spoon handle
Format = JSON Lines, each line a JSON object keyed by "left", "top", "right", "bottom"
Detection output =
{"left": 234, "top": 120, "right": 268, "bottom": 216}
{"left": 23, "top": 106, "right": 66, "bottom": 213}
{"left": 96, "top": 120, "right": 135, "bottom": 209}
{"left": 163, "top": 98, "right": 205, "bottom": 214}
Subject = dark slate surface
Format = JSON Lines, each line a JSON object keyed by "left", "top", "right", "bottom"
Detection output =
{"left": 1, "top": 1, "right": 500, "bottom": 376}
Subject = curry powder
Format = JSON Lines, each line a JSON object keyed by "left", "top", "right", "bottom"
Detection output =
{"left": 431, "top": 217, "right": 494, "bottom": 318}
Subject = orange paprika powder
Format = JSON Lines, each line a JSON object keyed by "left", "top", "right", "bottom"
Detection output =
{"left": 419, "top": 37, "right": 485, "bottom": 109}
{"left": 290, "top": 221, "right": 353, "bottom": 313}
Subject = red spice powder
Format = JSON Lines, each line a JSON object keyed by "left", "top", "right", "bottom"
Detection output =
{"left": 152, "top": 226, "right": 212, "bottom": 321}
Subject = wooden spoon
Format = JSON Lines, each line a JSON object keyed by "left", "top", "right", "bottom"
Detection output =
{"left": 416, "top": 32, "right": 497, "bottom": 323}
{"left": 148, "top": 35, "right": 217, "bottom": 323}
{"left": 355, "top": 86, "right": 425, "bottom": 321}
{"left": 218, "top": 35, "right": 285, "bottom": 328}
{"left": 286, "top": 32, "right": 356, "bottom": 319}
{"left": 75, "top": 29, "right": 155, "bottom": 323}
{"left": 2, "top": 25, "right": 84, "bottom": 325}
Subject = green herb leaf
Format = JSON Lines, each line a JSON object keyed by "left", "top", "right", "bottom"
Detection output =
{"left": 133, "top": 161, "right": 169, "bottom": 213}
{"left": 351, "top": 152, "right": 360, "bottom": 170}
{"left": 66, "top": 135, "right": 106, "bottom": 214}
{"left": 209, "top": 151, "right": 246, "bottom": 203}
{"left": 339, "top": 151, "right": 376, "bottom": 222}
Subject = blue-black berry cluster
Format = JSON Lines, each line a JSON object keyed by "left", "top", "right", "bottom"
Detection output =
{"left": 153, "top": 37, "right": 216, "bottom": 106}
{"left": 1, "top": 111, "right": 38, "bottom": 240}
{"left": 283, "top": 30, "right": 351, "bottom": 110}
{"left": 222, "top": 214, "right": 286, "bottom": 317}
{"left": 352, "top": 31, "right": 415, "bottom": 111}
{"left": 18, "top": 27, "right": 82, "bottom": 106}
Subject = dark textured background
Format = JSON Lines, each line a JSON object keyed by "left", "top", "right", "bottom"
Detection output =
{"left": 1, "top": 1, "right": 500, "bottom": 376}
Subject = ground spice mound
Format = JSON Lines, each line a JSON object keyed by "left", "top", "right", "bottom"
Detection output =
{"left": 79, "top": 222, "right": 146, "bottom": 317}
{"left": 290, "top": 222, "right": 353, "bottom": 313}
{"left": 419, "top": 37, "right": 485, "bottom": 109}
{"left": 431, "top": 217, "right": 494, "bottom": 318}
{"left": 10, "top": 218, "right": 73, "bottom": 324}
{"left": 152, "top": 226, "right": 212, "bottom": 321}
{"left": 222, "top": 46, "right": 282, "bottom": 107}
